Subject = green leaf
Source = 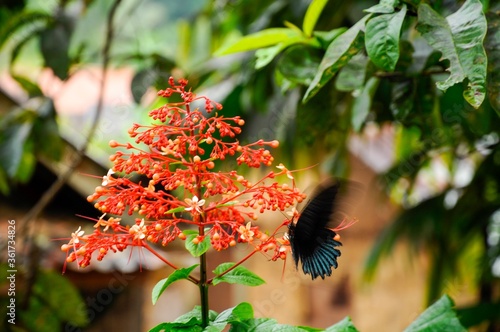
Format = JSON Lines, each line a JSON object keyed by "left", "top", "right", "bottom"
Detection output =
{"left": 152, "top": 264, "right": 199, "bottom": 305}
{"left": 9, "top": 26, "right": 45, "bottom": 67}
{"left": 166, "top": 206, "right": 187, "bottom": 214}
{"left": 364, "top": 0, "right": 399, "bottom": 13}
{"left": 351, "top": 77, "right": 380, "bottom": 131}
{"left": 277, "top": 46, "right": 322, "bottom": 85}
{"left": 390, "top": 80, "right": 414, "bottom": 120}
{"left": 212, "top": 262, "right": 265, "bottom": 286}
{"left": 0, "top": 11, "right": 52, "bottom": 49}
{"left": 149, "top": 321, "right": 203, "bottom": 332}
{"left": 176, "top": 306, "right": 218, "bottom": 324}
{"left": 365, "top": 4, "right": 407, "bottom": 71}
{"left": 303, "top": 0, "right": 329, "bottom": 37}
{"left": 215, "top": 28, "right": 302, "bottom": 55}
{"left": 303, "top": 15, "right": 371, "bottom": 103}
{"left": 255, "top": 36, "right": 305, "bottom": 69}
{"left": 214, "top": 201, "right": 239, "bottom": 208}
{"left": 404, "top": 295, "right": 467, "bottom": 332}
{"left": 416, "top": 0, "right": 487, "bottom": 108}
{"left": 19, "top": 296, "right": 61, "bottom": 332}
{"left": 34, "top": 99, "right": 63, "bottom": 161}
{"left": 485, "top": 11, "right": 500, "bottom": 114}
{"left": 212, "top": 302, "right": 254, "bottom": 326}
{"left": 32, "top": 270, "right": 89, "bottom": 327}
{"left": 325, "top": 317, "right": 359, "bottom": 331}
{"left": 335, "top": 53, "right": 369, "bottom": 92}
{"left": 150, "top": 305, "right": 218, "bottom": 331}
{"left": 11, "top": 75, "right": 43, "bottom": 97}
{"left": 40, "top": 20, "right": 71, "bottom": 80}
{"left": 0, "top": 121, "right": 33, "bottom": 177}
{"left": 185, "top": 231, "right": 211, "bottom": 257}
{"left": 229, "top": 318, "right": 278, "bottom": 331}
{"left": 312, "top": 28, "right": 347, "bottom": 49}
{"left": 456, "top": 300, "right": 500, "bottom": 328}
{"left": 0, "top": 167, "right": 10, "bottom": 195}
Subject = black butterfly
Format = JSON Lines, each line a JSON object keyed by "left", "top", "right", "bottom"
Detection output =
{"left": 288, "top": 181, "right": 352, "bottom": 280}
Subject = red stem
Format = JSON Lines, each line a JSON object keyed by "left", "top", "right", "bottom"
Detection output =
{"left": 142, "top": 242, "right": 199, "bottom": 284}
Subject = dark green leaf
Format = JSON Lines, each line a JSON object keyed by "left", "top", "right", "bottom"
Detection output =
{"left": 255, "top": 36, "right": 305, "bottom": 69}
{"left": 364, "top": 0, "right": 400, "bottom": 13}
{"left": 456, "top": 300, "right": 500, "bottom": 328}
{"left": 390, "top": 80, "right": 414, "bottom": 120}
{"left": 213, "top": 302, "right": 254, "bottom": 327}
{"left": 9, "top": 26, "right": 45, "bottom": 67}
{"left": 325, "top": 317, "right": 359, "bottom": 331}
{"left": 215, "top": 28, "right": 303, "bottom": 55}
{"left": 303, "top": 0, "right": 329, "bottom": 37}
{"left": 312, "top": 28, "right": 347, "bottom": 49}
{"left": 152, "top": 264, "right": 199, "bottom": 305}
{"left": 0, "top": 121, "right": 33, "bottom": 177}
{"left": 229, "top": 318, "right": 278, "bottom": 331}
{"left": 404, "top": 295, "right": 467, "bottom": 332}
{"left": 0, "top": 167, "right": 10, "bottom": 195}
{"left": 185, "top": 231, "right": 211, "bottom": 257}
{"left": 32, "top": 270, "right": 88, "bottom": 327}
{"left": 416, "top": 0, "right": 487, "bottom": 108}
{"left": 175, "top": 306, "right": 218, "bottom": 324}
{"left": 166, "top": 206, "right": 187, "bottom": 214}
{"left": 149, "top": 320, "right": 203, "bottom": 332}
{"left": 34, "top": 99, "right": 63, "bottom": 161}
{"left": 351, "top": 77, "right": 380, "bottom": 131}
{"left": 11, "top": 75, "right": 43, "bottom": 97}
{"left": 485, "top": 11, "right": 500, "bottom": 114}
{"left": 212, "top": 262, "right": 265, "bottom": 286}
{"left": 19, "top": 295, "right": 61, "bottom": 332}
{"left": 131, "top": 69, "right": 159, "bottom": 104}
{"left": 365, "top": 4, "right": 407, "bottom": 71}
{"left": 0, "top": 11, "right": 52, "bottom": 48}
{"left": 277, "top": 46, "right": 322, "bottom": 85}
{"left": 303, "top": 15, "right": 371, "bottom": 102}
{"left": 40, "top": 19, "right": 71, "bottom": 80}
{"left": 150, "top": 305, "right": 219, "bottom": 331}
{"left": 335, "top": 53, "right": 369, "bottom": 92}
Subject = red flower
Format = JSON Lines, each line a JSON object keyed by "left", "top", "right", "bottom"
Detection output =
{"left": 62, "top": 77, "right": 305, "bottom": 271}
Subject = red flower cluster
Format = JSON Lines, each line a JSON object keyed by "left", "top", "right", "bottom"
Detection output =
{"left": 61, "top": 77, "right": 305, "bottom": 270}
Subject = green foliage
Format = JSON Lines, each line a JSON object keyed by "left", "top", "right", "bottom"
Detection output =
{"left": 1, "top": 0, "right": 500, "bottom": 330}
{"left": 150, "top": 295, "right": 465, "bottom": 331}
{"left": 415, "top": 0, "right": 487, "bottom": 108}
{"left": 0, "top": 266, "right": 88, "bottom": 331}
{"left": 216, "top": 0, "right": 500, "bottom": 329}
{"left": 211, "top": 262, "right": 265, "bottom": 286}
{"left": 184, "top": 230, "right": 212, "bottom": 257}
{"left": 365, "top": 4, "right": 406, "bottom": 71}
{"left": 0, "top": 97, "right": 63, "bottom": 189}
{"left": 404, "top": 295, "right": 466, "bottom": 332}
{"left": 303, "top": 15, "right": 370, "bottom": 102}
{"left": 152, "top": 264, "right": 199, "bottom": 305}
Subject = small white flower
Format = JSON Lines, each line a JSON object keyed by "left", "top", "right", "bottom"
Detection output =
{"left": 276, "top": 163, "right": 294, "bottom": 179}
{"left": 129, "top": 219, "right": 147, "bottom": 240}
{"left": 71, "top": 226, "right": 85, "bottom": 244}
{"left": 102, "top": 169, "right": 116, "bottom": 186}
{"left": 185, "top": 195, "right": 206, "bottom": 213}
{"left": 238, "top": 222, "right": 255, "bottom": 242}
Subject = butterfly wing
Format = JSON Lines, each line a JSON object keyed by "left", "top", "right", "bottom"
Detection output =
{"left": 288, "top": 182, "right": 343, "bottom": 280}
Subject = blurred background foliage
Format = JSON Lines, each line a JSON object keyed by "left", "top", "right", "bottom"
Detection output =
{"left": 0, "top": 0, "right": 499, "bottom": 330}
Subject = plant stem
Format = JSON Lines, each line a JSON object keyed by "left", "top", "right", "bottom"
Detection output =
{"left": 199, "top": 250, "right": 209, "bottom": 327}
